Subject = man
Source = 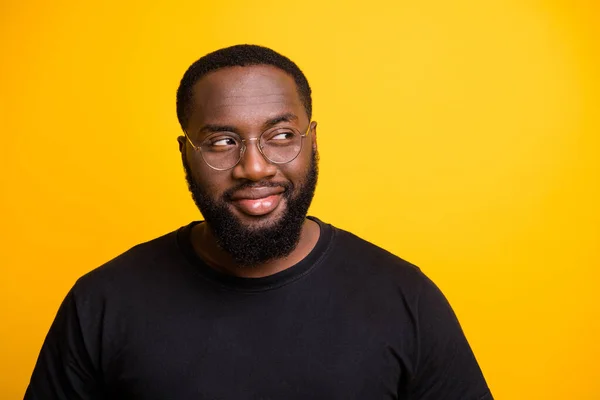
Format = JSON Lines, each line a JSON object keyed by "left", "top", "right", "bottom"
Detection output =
{"left": 25, "top": 44, "right": 492, "bottom": 399}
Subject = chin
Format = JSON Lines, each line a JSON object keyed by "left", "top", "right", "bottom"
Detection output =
{"left": 229, "top": 202, "right": 288, "bottom": 230}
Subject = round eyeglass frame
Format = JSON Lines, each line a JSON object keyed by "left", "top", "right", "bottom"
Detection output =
{"left": 183, "top": 122, "right": 313, "bottom": 171}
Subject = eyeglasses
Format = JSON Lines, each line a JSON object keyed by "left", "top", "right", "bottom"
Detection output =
{"left": 183, "top": 122, "right": 313, "bottom": 171}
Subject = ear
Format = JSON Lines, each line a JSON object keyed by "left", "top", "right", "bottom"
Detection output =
{"left": 177, "top": 136, "right": 186, "bottom": 153}
{"left": 311, "top": 121, "right": 318, "bottom": 151}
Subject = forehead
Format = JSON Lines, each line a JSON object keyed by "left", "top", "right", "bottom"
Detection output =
{"left": 189, "top": 65, "right": 304, "bottom": 128}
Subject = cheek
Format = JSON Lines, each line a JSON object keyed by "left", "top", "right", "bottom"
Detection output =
{"left": 198, "top": 175, "right": 228, "bottom": 199}
{"left": 186, "top": 155, "right": 229, "bottom": 197}
{"left": 283, "top": 150, "right": 314, "bottom": 183}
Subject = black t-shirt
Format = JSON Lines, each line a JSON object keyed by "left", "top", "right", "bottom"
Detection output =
{"left": 25, "top": 217, "right": 492, "bottom": 399}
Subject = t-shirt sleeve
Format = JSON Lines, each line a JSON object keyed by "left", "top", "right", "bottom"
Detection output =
{"left": 24, "top": 289, "right": 104, "bottom": 400}
{"left": 402, "top": 274, "right": 493, "bottom": 400}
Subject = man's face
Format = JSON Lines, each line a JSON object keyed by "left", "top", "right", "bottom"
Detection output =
{"left": 180, "top": 65, "right": 318, "bottom": 266}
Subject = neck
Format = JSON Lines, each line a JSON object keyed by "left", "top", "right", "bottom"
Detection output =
{"left": 190, "top": 218, "right": 320, "bottom": 278}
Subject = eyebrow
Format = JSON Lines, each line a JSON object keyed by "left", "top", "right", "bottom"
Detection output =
{"left": 262, "top": 112, "right": 298, "bottom": 129}
{"left": 196, "top": 112, "right": 299, "bottom": 136}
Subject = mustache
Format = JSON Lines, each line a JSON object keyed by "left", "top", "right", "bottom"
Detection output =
{"left": 223, "top": 180, "right": 294, "bottom": 201}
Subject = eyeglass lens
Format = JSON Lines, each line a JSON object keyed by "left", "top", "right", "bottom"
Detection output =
{"left": 199, "top": 127, "right": 304, "bottom": 170}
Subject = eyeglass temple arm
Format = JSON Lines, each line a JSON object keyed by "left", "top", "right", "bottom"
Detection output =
{"left": 304, "top": 121, "right": 312, "bottom": 137}
{"left": 183, "top": 131, "right": 199, "bottom": 150}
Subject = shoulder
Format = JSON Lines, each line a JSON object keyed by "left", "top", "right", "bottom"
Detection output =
{"left": 325, "top": 223, "right": 465, "bottom": 334}
{"left": 320, "top": 222, "right": 464, "bottom": 347}
{"left": 72, "top": 226, "right": 186, "bottom": 298}
{"left": 327, "top": 223, "right": 427, "bottom": 287}
{"left": 312, "top": 220, "right": 445, "bottom": 310}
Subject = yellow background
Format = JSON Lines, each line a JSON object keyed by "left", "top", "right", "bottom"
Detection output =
{"left": 1, "top": 0, "right": 599, "bottom": 398}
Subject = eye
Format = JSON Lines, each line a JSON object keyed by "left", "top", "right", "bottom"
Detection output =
{"left": 271, "top": 131, "right": 294, "bottom": 140}
{"left": 264, "top": 129, "right": 297, "bottom": 144}
{"left": 211, "top": 137, "right": 237, "bottom": 146}
{"left": 202, "top": 135, "right": 239, "bottom": 152}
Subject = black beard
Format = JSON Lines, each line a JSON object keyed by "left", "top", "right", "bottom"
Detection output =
{"left": 183, "top": 150, "right": 319, "bottom": 267}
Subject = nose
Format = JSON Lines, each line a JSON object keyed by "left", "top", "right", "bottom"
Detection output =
{"left": 231, "top": 138, "right": 277, "bottom": 181}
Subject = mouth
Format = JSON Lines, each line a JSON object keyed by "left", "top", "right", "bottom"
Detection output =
{"left": 231, "top": 194, "right": 283, "bottom": 216}
{"left": 229, "top": 186, "right": 286, "bottom": 217}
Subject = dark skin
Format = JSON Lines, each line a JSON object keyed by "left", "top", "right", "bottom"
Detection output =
{"left": 177, "top": 65, "right": 320, "bottom": 278}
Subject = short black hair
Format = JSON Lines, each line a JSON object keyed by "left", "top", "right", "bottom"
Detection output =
{"left": 176, "top": 44, "right": 312, "bottom": 131}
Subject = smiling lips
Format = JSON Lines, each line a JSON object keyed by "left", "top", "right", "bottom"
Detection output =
{"left": 229, "top": 187, "right": 285, "bottom": 216}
